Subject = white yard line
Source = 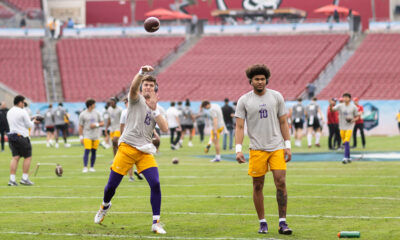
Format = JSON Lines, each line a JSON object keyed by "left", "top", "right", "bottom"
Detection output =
{"left": 1, "top": 194, "right": 400, "bottom": 201}
{"left": 0, "top": 231, "right": 282, "bottom": 240}
{"left": 0, "top": 210, "right": 398, "bottom": 220}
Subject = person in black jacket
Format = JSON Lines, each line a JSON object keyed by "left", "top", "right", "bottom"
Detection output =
{"left": 0, "top": 102, "right": 10, "bottom": 152}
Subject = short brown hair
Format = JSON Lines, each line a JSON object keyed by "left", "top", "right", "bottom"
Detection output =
{"left": 201, "top": 101, "right": 210, "bottom": 108}
{"left": 142, "top": 75, "right": 157, "bottom": 84}
{"left": 86, "top": 98, "right": 96, "bottom": 108}
{"left": 245, "top": 64, "right": 271, "bottom": 80}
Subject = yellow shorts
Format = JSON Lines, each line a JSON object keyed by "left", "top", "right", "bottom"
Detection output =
{"left": 110, "top": 130, "right": 121, "bottom": 139}
{"left": 211, "top": 127, "right": 224, "bottom": 140}
{"left": 340, "top": 130, "right": 352, "bottom": 143}
{"left": 84, "top": 139, "right": 100, "bottom": 150}
{"left": 248, "top": 149, "right": 286, "bottom": 177}
{"left": 111, "top": 142, "right": 158, "bottom": 175}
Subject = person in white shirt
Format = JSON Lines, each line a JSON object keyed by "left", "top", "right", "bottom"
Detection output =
{"left": 166, "top": 102, "right": 182, "bottom": 150}
{"left": 7, "top": 95, "right": 40, "bottom": 186}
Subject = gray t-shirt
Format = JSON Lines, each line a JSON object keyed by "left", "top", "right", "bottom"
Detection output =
{"left": 306, "top": 102, "right": 319, "bottom": 118}
{"left": 210, "top": 104, "right": 226, "bottom": 129}
{"left": 44, "top": 109, "right": 55, "bottom": 127}
{"left": 119, "top": 95, "right": 156, "bottom": 148}
{"left": 53, "top": 106, "right": 66, "bottom": 125}
{"left": 181, "top": 106, "right": 194, "bottom": 126}
{"left": 333, "top": 103, "right": 359, "bottom": 130}
{"left": 292, "top": 103, "right": 304, "bottom": 122}
{"left": 79, "top": 109, "right": 103, "bottom": 140}
{"left": 108, "top": 106, "right": 122, "bottom": 132}
{"left": 235, "top": 89, "right": 287, "bottom": 152}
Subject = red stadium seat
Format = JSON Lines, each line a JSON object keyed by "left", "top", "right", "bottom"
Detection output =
{"left": 318, "top": 34, "right": 400, "bottom": 100}
{"left": 157, "top": 34, "right": 349, "bottom": 101}
{"left": 0, "top": 39, "right": 45, "bottom": 102}
{"left": 57, "top": 37, "right": 185, "bottom": 101}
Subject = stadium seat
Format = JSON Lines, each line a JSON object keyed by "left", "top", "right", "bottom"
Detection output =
{"left": 318, "top": 34, "right": 400, "bottom": 99}
{"left": 157, "top": 34, "right": 349, "bottom": 101}
{"left": 3, "top": 0, "right": 41, "bottom": 11}
{"left": 0, "top": 39, "right": 45, "bottom": 102}
{"left": 57, "top": 37, "right": 185, "bottom": 101}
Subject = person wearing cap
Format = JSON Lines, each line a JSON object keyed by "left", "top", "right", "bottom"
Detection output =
{"left": 327, "top": 98, "right": 341, "bottom": 150}
{"left": 7, "top": 95, "right": 40, "bottom": 186}
{"left": 352, "top": 97, "right": 365, "bottom": 148}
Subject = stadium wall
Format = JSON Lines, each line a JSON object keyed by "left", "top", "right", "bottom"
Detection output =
{"left": 29, "top": 100, "right": 400, "bottom": 136}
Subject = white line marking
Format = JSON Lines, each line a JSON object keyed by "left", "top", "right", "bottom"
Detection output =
{"left": 1, "top": 195, "right": 399, "bottom": 201}
{"left": 0, "top": 231, "right": 281, "bottom": 240}
{"left": 0, "top": 211, "right": 398, "bottom": 220}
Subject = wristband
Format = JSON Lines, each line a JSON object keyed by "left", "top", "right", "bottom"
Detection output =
{"left": 138, "top": 68, "right": 145, "bottom": 76}
{"left": 79, "top": 135, "right": 84, "bottom": 140}
{"left": 95, "top": 123, "right": 99, "bottom": 128}
{"left": 235, "top": 144, "right": 242, "bottom": 153}
{"left": 152, "top": 108, "right": 161, "bottom": 117}
{"left": 284, "top": 140, "right": 291, "bottom": 149}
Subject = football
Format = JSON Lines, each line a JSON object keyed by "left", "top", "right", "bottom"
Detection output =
{"left": 144, "top": 17, "right": 160, "bottom": 33}
{"left": 172, "top": 157, "right": 179, "bottom": 165}
{"left": 346, "top": 117, "right": 353, "bottom": 123}
{"left": 55, "top": 164, "right": 63, "bottom": 177}
{"left": 152, "top": 137, "right": 160, "bottom": 149}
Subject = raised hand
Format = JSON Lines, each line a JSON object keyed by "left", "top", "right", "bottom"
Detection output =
{"left": 145, "top": 91, "right": 159, "bottom": 110}
{"left": 141, "top": 65, "right": 154, "bottom": 73}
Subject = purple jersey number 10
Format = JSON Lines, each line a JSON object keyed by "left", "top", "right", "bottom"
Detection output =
{"left": 259, "top": 109, "right": 268, "bottom": 119}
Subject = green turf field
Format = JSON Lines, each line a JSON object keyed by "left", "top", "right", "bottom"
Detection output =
{"left": 0, "top": 135, "right": 399, "bottom": 240}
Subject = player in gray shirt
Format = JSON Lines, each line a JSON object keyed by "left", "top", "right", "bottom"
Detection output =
{"left": 94, "top": 66, "right": 168, "bottom": 234}
{"left": 180, "top": 99, "right": 195, "bottom": 147}
{"left": 78, "top": 99, "right": 104, "bottom": 173}
{"left": 53, "top": 103, "right": 70, "bottom": 148}
{"left": 235, "top": 64, "right": 292, "bottom": 235}
{"left": 305, "top": 97, "right": 324, "bottom": 148}
{"left": 44, "top": 104, "right": 55, "bottom": 147}
{"left": 289, "top": 98, "right": 305, "bottom": 147}
{"left": 107, "top": 97, "right": 123, "bottom": 155}
{"left": 330, "top": 93, "right": 360, "bottom": 164}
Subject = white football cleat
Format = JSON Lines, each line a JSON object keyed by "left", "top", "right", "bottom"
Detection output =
{"left": 46, "top": 142, "right": 50, "bottom": 147}
{"left": 55, "top": 143, "right": 59, "bottom": 148}
{"left": 188, "top": 141, "right": 193, "bottom": 147}
{"left": 89, "top": 168, "right": 96, "bottom": 172}
{"left": 94, "top": 203, "right": 111, "bottom": 224}
{"left": 152, "top": 221, "right": 167, "bottom": 234}
{"left": 82, "top": 167, "right": 88, "bottom": 173}
{"left": 65, "top": 143, "right": 71, "bottom": 148}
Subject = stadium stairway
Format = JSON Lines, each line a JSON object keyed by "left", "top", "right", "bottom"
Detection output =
{"left": 299, "top": 33, "right": 366, "bottom": 99}
{"left": 42, "top": 38, "right": 63, "bottom": 102}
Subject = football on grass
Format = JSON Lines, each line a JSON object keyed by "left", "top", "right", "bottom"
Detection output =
{"left": 172, "top": 158, "right": 179, "bottom": 165}
{"left": 144, "top": 17, "right": 160, "bottom": 33}
{"left": 55, "top": 164, "right": 63, "bottom": 177}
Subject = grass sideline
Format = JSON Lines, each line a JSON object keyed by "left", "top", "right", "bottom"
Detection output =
{"left": 0, "top": 135, "right": 399, "bottom": 239}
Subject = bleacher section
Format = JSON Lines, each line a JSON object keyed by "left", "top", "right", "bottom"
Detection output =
{"left": 57, "top": 37, "right": 185, "bottom": 101}
{"left": 157, "top": 34, "right": 349, "bottom": 101}
{"left": 0, "top": 39, "right": 45, "bottom": 101}
{"left": 4, "top": 0, "right": 41, "bottom": 11}
{"left": 0, "top": 5, "right": 14, "bottom": 19}
{"left": 318, "top": 34, "right": 400, "bottom": 100}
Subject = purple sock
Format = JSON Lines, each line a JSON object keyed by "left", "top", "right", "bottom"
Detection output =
{"left": 344, "top": 142, "right": 350, "bottom": 158}
{"left": 83, "top": 149, "right": 90, "bottom": 167}
{"left": 142, "top": 167, "right": 161, "bottom": 216}
{"left": 90, "top": 149, "right": 97, "bottom": 167}
{"left": 103, "top": 170, "right": 124, "bottom": 203}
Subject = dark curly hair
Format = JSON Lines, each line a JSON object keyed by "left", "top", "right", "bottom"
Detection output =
{"left": 245, "top": 64, "right": 271, "bottom": 80}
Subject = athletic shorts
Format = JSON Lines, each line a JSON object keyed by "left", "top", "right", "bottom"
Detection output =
{"left": 46, "top": 126, "right": 55, "bottom": 133}
{"left": 340, "top": 130, "right": 352, "bottom": 143}
{"left": 248, "top": 149, "right": 286, "bottom": 177}
{"left": 83, "top": 139, "right": 100, "bottom": 150}
{"left": 181, "top": 124, "right": 194, "bottom": 131}
{"left": 8, "top": 134, "right": 32, "bottom": 158}
{"left": 211, "top": 127, "right": 224, "bottom": 140}
{"left": 110, "top": 130, "right": 121, "bottom": 139}
{"left": 102, "top": 129, "right": 110, "bottom": 136}
{"left": 111, "top": 142, "right": 157, "bottom": 175}
{"left": 307, "top": 118, "right": 320, "bottom": 131}
{"left": 55, "top": 124, "right": 67, "bottom": 131}
{"left": 293, "top": 119, "right": 304, "bottom": 129}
